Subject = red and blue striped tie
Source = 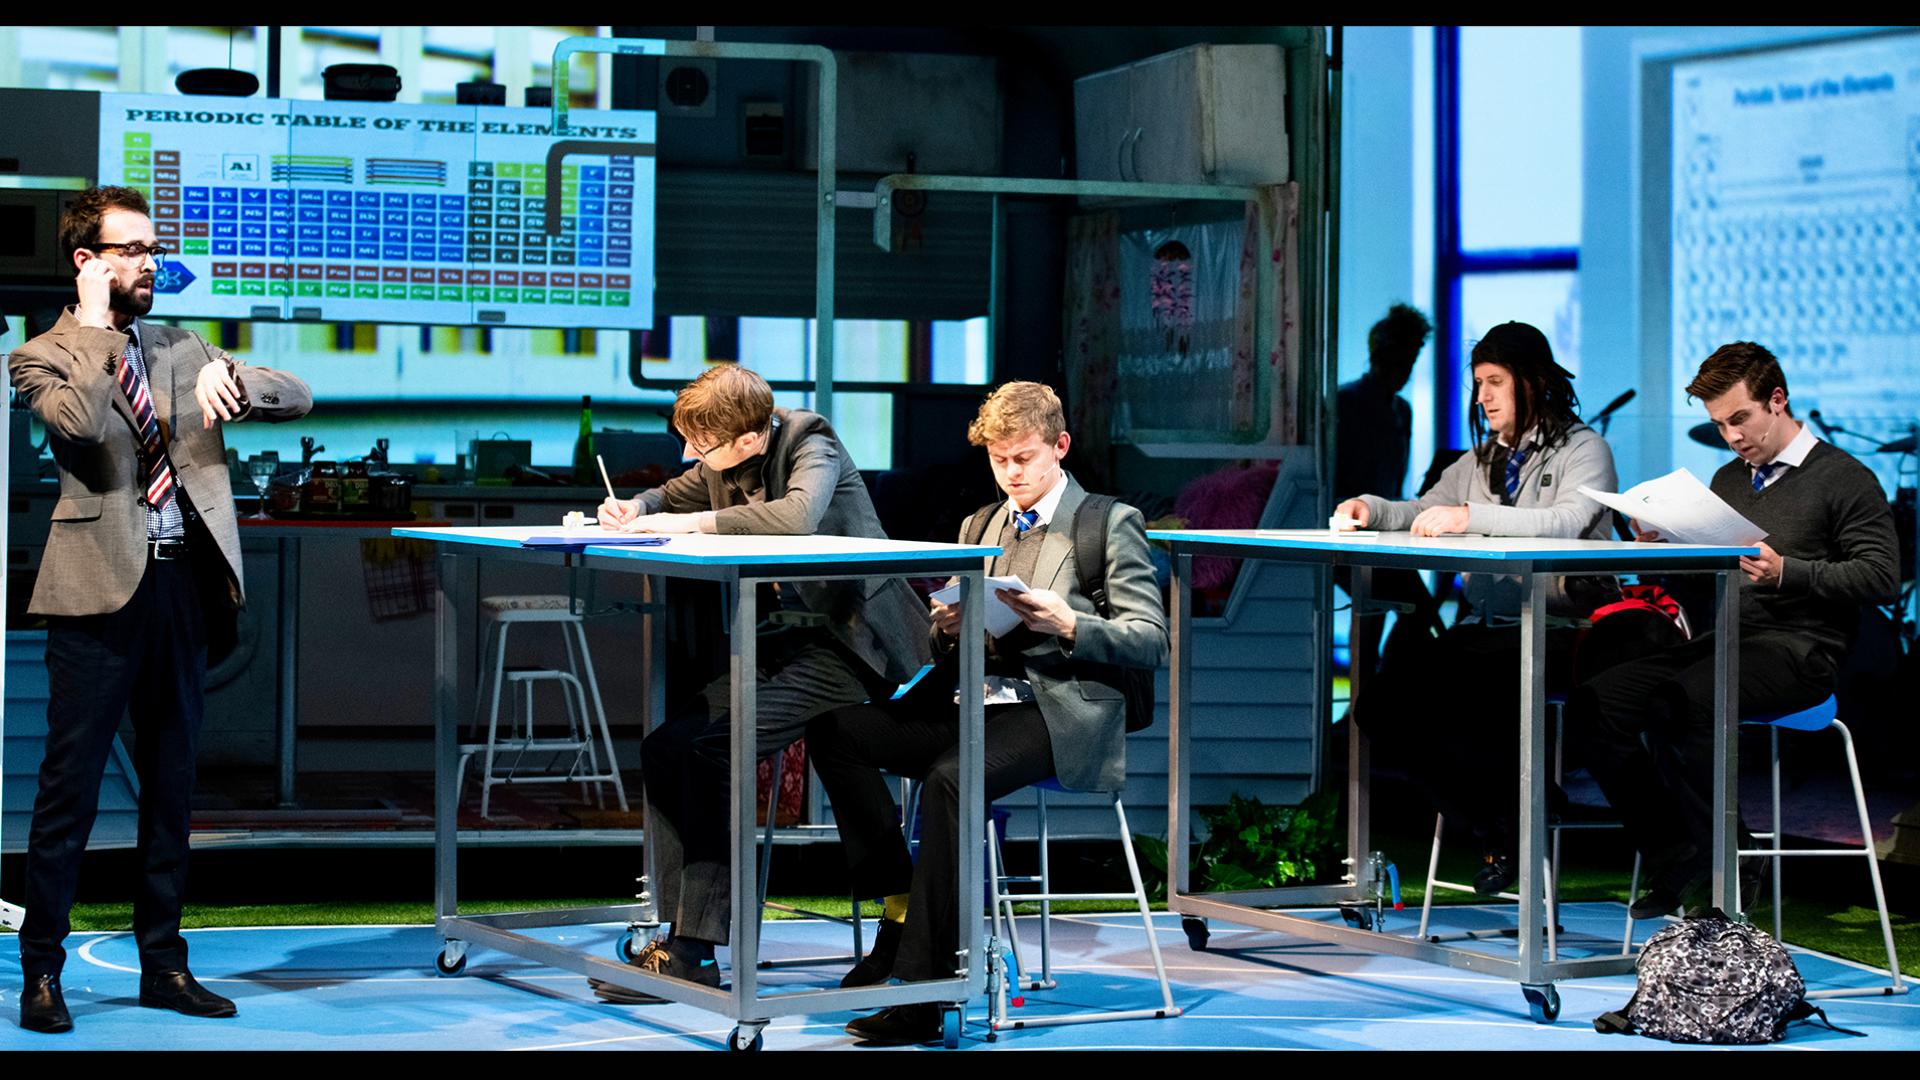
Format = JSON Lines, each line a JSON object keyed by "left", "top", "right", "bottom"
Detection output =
{"left": 117, "top": 337, "right": 175, "bottom": 513}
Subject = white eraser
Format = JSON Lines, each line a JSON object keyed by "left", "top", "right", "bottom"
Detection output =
{"left": 563, "top": 510, "right": 588, "bottom": 530}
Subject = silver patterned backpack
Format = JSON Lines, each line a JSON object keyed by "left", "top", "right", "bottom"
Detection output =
{"left": 1595, "top": 909, "right": 1861, "bottom": 1044}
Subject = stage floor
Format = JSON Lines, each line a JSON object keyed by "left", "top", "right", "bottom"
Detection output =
{"left": 3, "top": 903, "right": 1912, "bottom": 1051}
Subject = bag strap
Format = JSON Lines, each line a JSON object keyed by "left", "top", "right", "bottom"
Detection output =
{"left": 1786, "top": 1000, "right": 1869, "bottom": 1038}
{"left": 1072, "top": 493, "right": 1118, "bottom": 617}
{"left": 1593, "top": 1010, "right": 1637, "bottom": 1036}
{"left": 962, "top": 501, "right": 1001, "bottom": 547}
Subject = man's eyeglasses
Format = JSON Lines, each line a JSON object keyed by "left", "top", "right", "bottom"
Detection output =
{"left": 92, "top": 241, "right": 173, "bottom": 261}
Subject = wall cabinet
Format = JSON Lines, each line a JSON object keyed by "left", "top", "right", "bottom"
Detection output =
{"left": 1074, "top": 44, "right": 1289, "bottom": 187}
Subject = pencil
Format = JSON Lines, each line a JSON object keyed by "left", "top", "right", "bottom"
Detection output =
{"left": 596, "top": 454, "right": 617, "bottom": 502}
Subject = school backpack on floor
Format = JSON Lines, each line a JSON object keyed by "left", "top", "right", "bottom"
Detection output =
{"left": 1595, "top": 909, "right": 1861, "bottom": 1044}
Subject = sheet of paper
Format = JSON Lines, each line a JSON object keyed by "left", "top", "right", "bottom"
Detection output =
{"left": 521, "top": 529, "right": 671, "bottom": 548}
{"left": 929, "top": 574, "right": 1031, "bottom": 637}
{"left": 1579, "top": 469, "right": 1767, "bottom": 546}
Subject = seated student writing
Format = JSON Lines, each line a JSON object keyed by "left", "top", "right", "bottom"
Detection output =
{"left": 1334, "top": 320, "right": 1618, "bottom": 894}
{"left": 587, "top": 364, "right": 931, "bottom": 1002}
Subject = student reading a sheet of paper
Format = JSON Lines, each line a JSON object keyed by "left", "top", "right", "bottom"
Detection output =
{"left": 1332, "top": 321, "right": 1619, "bottom": 897}
{"left": 805, "top": 381, "right": 1166, "bottom": 1045}
{"left": 1567, "top": 342, "right": 1898, "bottom": 919}
{"left": 586, "top": 364, "right": 930, "bottom": 1003}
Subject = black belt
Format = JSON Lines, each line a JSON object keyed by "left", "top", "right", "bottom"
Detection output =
{"left": 148, "top": 538, "right": 190, "bottom": 561}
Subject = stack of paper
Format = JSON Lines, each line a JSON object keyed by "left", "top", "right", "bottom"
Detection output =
{"left": 1578, "top": 469, "right": 1767, "bottom": 546}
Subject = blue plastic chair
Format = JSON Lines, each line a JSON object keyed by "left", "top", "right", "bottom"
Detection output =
{"left": 1739, "top": 695, "right": 1906, "bottom": 998}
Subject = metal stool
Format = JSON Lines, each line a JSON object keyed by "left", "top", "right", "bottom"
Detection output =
{"left": 1739, "top": 695, "right": 1906, "bottom": 998}
{"left": 1416, "top": 700, "right": 1642, "bottom": 957}
{"left": 459, "top": 594, "right": 627, "bottom": 819}
{"left": 753, "top": 743, "right": 867, "bottom": 968}
{"left": 985, "top": 782, "right": 1181, "bottom": 1033}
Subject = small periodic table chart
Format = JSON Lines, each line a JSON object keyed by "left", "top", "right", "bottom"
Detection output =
{"left": 98, "top": 94, "right": 655, "bottom": 330}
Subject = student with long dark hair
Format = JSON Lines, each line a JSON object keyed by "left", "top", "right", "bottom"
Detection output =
{"left": 1334, "top": 321, "right": 1618, "bottom": 894}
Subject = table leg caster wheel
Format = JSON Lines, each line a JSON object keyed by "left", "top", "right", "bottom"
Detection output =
{"left": 1338, "top": 902, "right": 1378, "bottom": 932}
{"left": 1521, "top": 983, "right": 1560, "bottom": 1024}
{"left": 941, "top": 1005, "right": 963, "bottom": 1048}
{"left": 435, "top": 944, "right": 468, "bottom": 977}
{"left": 728, "top": 1024, "right": 764, "bottom": 1051}
{"left": 1182, "top": 916, "right": 1210, "bottom": 952}
{"left": 613, "top": 927, "right": 639, "bottom": 963}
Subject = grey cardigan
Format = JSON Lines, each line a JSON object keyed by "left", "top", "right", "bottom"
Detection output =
{"left": 1354, "top": 423, "right": 1618, "bottom": 618}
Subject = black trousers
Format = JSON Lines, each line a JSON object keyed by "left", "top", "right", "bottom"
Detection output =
{"left": 20, "top": 555, "right": 208, "bottom": 980}
{"left": 640, "top": 628, "right": 889, "bottom": 945}
{"left": 1353, "top": 622, "right": 1578, "bottom": 849}
{"left": 808, "top": 671, "right": 1056, "bottom": 983}
{"left": 1566, "top": 630, "right": 1836, "bottom": 871}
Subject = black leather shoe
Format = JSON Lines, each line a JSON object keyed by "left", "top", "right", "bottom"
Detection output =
{"left": 1632, "top": 862, "right": 1709, "bottom": 920}
{"left": 20, "top": 975, "right": 73, "bottom": 1034}
{"left": 139, "top": 970, "right": 237, "bottom": 1018}
{"left": 590, "top": 938, "right": 723, "bottom": 1005}
{"left": 846, "top": 1003, "right": 943, "bottom": 1046}
{"left": 1472, "top": 852, "right": 1518, "bottom": 896}
{"left": 841, "top": 918, "right": 904, "bottom": 988}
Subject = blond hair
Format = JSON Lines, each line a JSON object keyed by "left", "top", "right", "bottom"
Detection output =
{"left": 672, "top": 364, "right": 774, "bottom": 443}
{"left": 967, "top": 381, "right": 1066, "bottom": 446}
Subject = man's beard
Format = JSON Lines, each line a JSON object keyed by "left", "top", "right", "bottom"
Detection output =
{"left": 108, "top": 278, "right": 155, "bottom": 318}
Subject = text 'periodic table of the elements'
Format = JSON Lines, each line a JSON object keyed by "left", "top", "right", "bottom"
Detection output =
{"left": 98, "top": 94, "right": 656, "bottom": 329}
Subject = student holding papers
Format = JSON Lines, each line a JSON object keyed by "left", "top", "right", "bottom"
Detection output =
{"left": 1333, "top": 321, "right": 1619, "bottom": 896}
{"left": 806, "top": 382, "right": 1166, "bottom": 1045}
{"left": 587, "top": 365, "right": 930, "bottom": 1002}
{"left": 1567, "top": 342, "right": 1899, "bottom": 918}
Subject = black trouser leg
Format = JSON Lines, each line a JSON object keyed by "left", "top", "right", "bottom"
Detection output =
{"left": 1355, "top": 623, "right": 1575, "bottom": 848}
{"left": 128, "top": 561, "right": 207, "bottom": 974}
{"left": 19, "top": 560, "right": 207, "bottom": 981}
{"left": 640, "top": 633, "right": 883, "bottom": 946}
{"left": 808, "top": 685, "right": 1056, "bottom": 983}
{"left": 1569, "top": 631, "right": 1836, "bottom": 875}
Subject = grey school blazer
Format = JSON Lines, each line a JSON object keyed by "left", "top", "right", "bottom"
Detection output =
{"left": 9, "top": 307, "right": 313, "bottom": 618}
{"left": 636, "top": 407, "right": 932, "bottom": 685}
{"left": 937, "top": 476, "right": 1168, "bottom": 793}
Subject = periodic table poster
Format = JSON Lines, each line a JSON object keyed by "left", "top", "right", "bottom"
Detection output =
{"left": 97, "top": 94, "right": 655, "bottom": 330}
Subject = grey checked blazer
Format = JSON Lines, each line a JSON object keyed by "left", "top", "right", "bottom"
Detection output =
{"left": 635, "top": 407, "right": 932, "bottom": 685}
{"left": 9, "top": 307, "right": 313, "bottom": 617}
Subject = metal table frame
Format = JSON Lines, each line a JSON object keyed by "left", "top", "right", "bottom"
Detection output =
{"left": 1153, "top": 530, "right": 1755, "bottom": 1021}
{"left": 397, "top": 527, "right": 994, "bottom": 1050}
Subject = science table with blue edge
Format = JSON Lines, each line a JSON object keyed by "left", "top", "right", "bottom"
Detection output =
{"left": 392, "top": 525, "right": 1001, "bottom": 1050}
{"left": 1146, "top": 528, "right": 1760, "bottom": 1023}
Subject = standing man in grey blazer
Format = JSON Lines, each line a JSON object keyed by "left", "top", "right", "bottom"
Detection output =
{"left": 592, "top": 364, "right": 929, "bottom": 1000}
{"left": 10, "top": 186, "right": 313, "bottom": 1033}
{"left": 807, "top": 380, "right": 1168, "bottom": 1045}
